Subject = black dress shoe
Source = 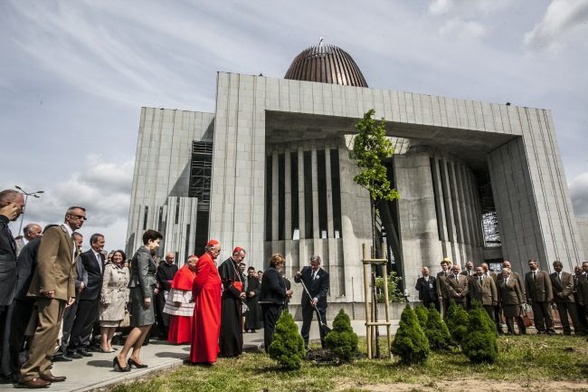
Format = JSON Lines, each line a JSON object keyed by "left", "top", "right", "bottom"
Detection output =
{"left": 40, "top": 372, "right": 66, "bottom": 382}
{"left": 18, "top": 378, "right": 51, "bottom": 388}
{"left": 69, "top": 351, "right": 83, "bottom": 359}
{"left": 78, "top": 349, "right": 93, "bottom": 357}
{"left": 128, "top": 358, "right": 148, "bottom": 368}
{"left": 113, "top": 357, "right": 131, "bottom": 372}
{"left": 52, "top": 354, "right": 73, "bottom": 362}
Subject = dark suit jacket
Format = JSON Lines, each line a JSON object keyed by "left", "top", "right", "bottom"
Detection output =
{"left": 0, "top": 215, "right": 18, "bottom": 306}
{"left": 79, "top": 249, "right": 105, "bottom": 301}
{"left": 14, "top": 237, "right": 42, "bottom": 301}
{"left": 294, "top": 266, "right": 329, "bottom": 310}
{"left": 259, "top": 267, "right": 287, "bottom": 305}
{"left": 156, "top": 261, "right": 178, "bottom": 292}
{"left": 415, "top": 276, "right": 437, "bottom": 302}
{"left": 576, "top": 274, "right": 588, "bottom": 306}
{"left": 525, "top": 270, "right": 553, "bottom": 303}
{"left": 550, "top": 271, "right": 574, "bottom": 302}
{"left": 498, "top": 277, "right": 523, "bottom": 306}
{"left": 27, "top": 224, "right": 76, "bottom": 301}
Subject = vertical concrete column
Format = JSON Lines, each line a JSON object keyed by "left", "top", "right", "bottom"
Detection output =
{"left": 431, "top": 157, "right": 449, "bottom": 259}
{"left": 297, "top": 147, "right": 306, "bottom": 272}
{"left": 284, "top": 149, "right": 292, "bottom": 241}
{"left": 271, "top": 152, "right": 279, "bottom": 241}
{"left": 311, "top": 148, "right": 320, "bottom": 239}
{"left": 325, "top": 148, "right": 334, "bottom": 239}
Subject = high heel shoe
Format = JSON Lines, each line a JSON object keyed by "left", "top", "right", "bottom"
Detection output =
{"left": 128, "top": 358, "right": 148, "bottom": 369}
{"left": 113, "top": 356, "right": 131, "bottom": 372}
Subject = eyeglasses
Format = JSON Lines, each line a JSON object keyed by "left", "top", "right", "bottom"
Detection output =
{"left": 70, "top": 214, "right": 87, "bottom": 221}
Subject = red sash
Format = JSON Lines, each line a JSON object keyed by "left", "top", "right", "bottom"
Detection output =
{"left": 233, "top": 281, "right": 243, "bottom": 292}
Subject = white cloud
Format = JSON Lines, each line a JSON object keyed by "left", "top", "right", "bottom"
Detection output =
{"left": 570, "top": 172, "right": 588, "bottom": 217}
{"left": 438, "top": 18, "right": 486, "bottom": 39}
{"left": 12, "top": 157, "right": 134, "bottom": 251}
{"left": 524, "top": 0, "right": 588, "bottom": 52}
{"left": 429, "top": 0, "right": 454, "bottom": 15}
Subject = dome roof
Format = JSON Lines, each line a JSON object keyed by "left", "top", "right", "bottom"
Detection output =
{"left": 284, "top": 39, "right": 368, "bottom": 87}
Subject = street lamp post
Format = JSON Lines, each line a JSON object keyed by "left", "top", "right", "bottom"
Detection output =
{"left": 15, "top": 185, "right": 44, "bottom": 236}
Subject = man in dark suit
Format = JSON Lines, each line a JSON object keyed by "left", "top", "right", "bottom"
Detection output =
{"left": 67, "top": 233, "right": 105, "bottom": 358}
{"left": 4, "top": 227, "right": 51, "bottom": 379}
{"left": 573, "top": 265, "right": 588, "bottom": 333}
{"left": 415, "top": 267, "right": 439, "bottom": 311}
{"left": 19, "top": 206, "right": 86, "bottom": 388}
{"left": 525, "top": 259, "right": 555, "bottom": 334}
{"left": 15, "top": 223, "right": 42, "bottom": 257}
{"left": 294, "top": 255, "right": 329, "bottom": 349}
{"left": 0, "top": 189, "right": 25, "bottom": 382}
{"left": 550, "top": 260, "right": 581, "bottom": 335}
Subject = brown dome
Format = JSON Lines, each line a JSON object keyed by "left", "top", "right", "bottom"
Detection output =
{"left": 284, "top": 40, "right": 368, "bottom": 87}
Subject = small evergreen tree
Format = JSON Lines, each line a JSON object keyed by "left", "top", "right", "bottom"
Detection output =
{"left": 461, "top": 305, "right": 499, "bottom": 363}
{"left": 414, "top": 304, "right": 429, "bottom": 330}
{"left": 324, "top": 309, "right": 359, "bottom": 363}
{"left": 268, "top": 311, "right": 305, "bottom": 370}
{"left": 445, "top": 301, "right": 469, "bottom": 345}
{"left": 391, "top": 304, "right": 430, "bottom": 365}
{"left": 425, "top": 305, "right": 452, "bottom": 351}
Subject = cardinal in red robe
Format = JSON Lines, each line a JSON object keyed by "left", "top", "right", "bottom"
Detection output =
{"left": 189, "top": 240, "right": 222, "bottom": 364}
{"left": 164, "top": 255, "right": 198, "bottom": 344}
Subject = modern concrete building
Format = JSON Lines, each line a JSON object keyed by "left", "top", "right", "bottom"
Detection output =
{"left": 126, "top": 41, "right": 584, "bottom": 304}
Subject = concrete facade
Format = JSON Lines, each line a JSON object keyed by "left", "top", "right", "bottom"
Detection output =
{"left": 127, "top": 70, "right": 584, "bottom": 304}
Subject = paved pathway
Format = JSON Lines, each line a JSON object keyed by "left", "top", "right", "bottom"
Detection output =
{"left": 0, "top": 321, "right": 397, "bottom": 391}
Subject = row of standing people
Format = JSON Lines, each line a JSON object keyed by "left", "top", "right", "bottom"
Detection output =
{"left": 416, "top": 257, "right": 588, "bottom": 336}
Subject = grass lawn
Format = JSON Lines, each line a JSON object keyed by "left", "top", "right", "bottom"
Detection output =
{"left": 110, "top": 335, "right": 588, "bottom": 392}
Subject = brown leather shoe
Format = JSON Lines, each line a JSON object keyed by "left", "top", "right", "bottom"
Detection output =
{"left": 18, "top": 378, "right": 52, "bottom": 388}
{"left": 40, "top": 372, "right": 66, "bottom": 382}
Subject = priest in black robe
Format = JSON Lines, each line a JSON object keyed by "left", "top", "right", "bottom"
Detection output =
{"left": 218, "top": 247, "right": 247, "bottom": 357}
{"left": 244, "top": 266, "right": 261, "bottom": 332}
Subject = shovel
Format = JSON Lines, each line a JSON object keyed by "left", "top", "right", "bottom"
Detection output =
{"left": 299, "top": 279, "right": 332, "bottom": 334}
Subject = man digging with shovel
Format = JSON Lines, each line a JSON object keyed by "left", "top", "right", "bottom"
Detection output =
{"left": 294, "top": 255, "right": 330, "bottom": 349}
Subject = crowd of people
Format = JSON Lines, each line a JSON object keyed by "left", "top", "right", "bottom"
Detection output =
{"left": 0, "top": 188, "right": 331, "bottom": 388}
{"left": 415, "top": 257, "right": 588, "bottom": 336}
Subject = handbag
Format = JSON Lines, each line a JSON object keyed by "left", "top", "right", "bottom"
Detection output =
{"left": 120, "top": 309, "right": 131, "bottom": 328}
{"left": 520, "top": 308, "right": 533, "bottom": 327}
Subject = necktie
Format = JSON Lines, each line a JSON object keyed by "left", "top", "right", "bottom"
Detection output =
{"left": 96, "top": 252, "right": 103, "bottom": 273}
{"left": 533, "top": 271, "right": 537, "bottom": 281}
{"left": 479, "top": 277, "right": 482, "bottom": 283}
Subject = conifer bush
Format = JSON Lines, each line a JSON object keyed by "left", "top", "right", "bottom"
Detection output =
{"left": 461, "top": 305, "right": 498, "bottom": 363}
{"left": 390, "top": 304, "right": 430, "bottom": 365}
{"left": 414, "top": 304, "right": 428, "bottom": 330}
{"left": 425, "top": 305, "right": 452, "bottom": 351}
{"left": 445, "top": 300, "right": 469, "bottom": 344}
{"left": 268, "top": 311, "right": 305, "bottom": 370}
{"left": 324, "top": 309, "right": 359, "bottom": 363}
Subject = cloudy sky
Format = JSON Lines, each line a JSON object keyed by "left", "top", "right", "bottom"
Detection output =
{"left": 1, "top": 0, "right": 587, "bottom": 252}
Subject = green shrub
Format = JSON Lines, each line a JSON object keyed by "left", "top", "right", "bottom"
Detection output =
{"left": 445, "top": 300, "right": 469, "bottom": 344}
{"left": 375, "top": 272, "right": 406, "bottom": 303}
{"left": 461, "top": 305, "right": 499, "bottom": 363}
{"left": 425, "top": 305, "right": 452, "bottom": 351}
{"left": 268, "top": 310, "right": 305, "bottom": 370}
{"left": 391, "top": 304, "right": 430, "bottom": 365}
{"left": 324, "top": 309, "right": 359, "bottom": 363}
{"left": 414, "top": 304, "right": 429, "bottom": 330}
